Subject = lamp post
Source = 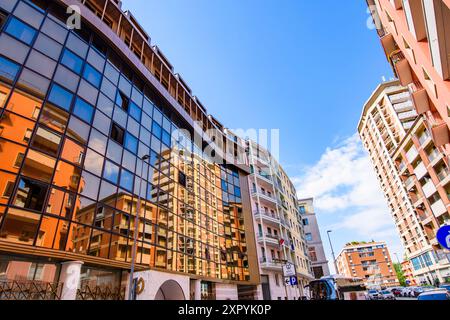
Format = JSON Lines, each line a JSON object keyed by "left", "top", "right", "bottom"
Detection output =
{"left": 128, "top": 154, "right": 149, "bottom": 300}
{"left": 327, "top": 230, "right": 339, "bottom": 275}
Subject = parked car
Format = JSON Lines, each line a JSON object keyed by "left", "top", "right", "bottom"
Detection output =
{"left": 379, "top": 290, "right": 396, "bottom": 300}
{"left": 417, "top": 289, "right": 450, "bottom": 300}
{"left": 412, "top": 287, "right": 425, "bottom": 297}
{"left": 400, "top": 287, "right": 413, "bottom": 297}
{"left": 439, "top": 284, "right": 450, "bottom": 293}
{"left": 367, "top": 289, "right": 381, "bottom": 300}
{"left": 390, "top": 287, "right": 402, "bottom": 297}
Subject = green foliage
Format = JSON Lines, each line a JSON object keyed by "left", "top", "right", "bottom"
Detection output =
{"left": 394, "top": 263, "right": 406, "bottom": 287}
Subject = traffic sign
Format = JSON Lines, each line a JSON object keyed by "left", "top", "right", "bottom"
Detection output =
{"left": 436, "top": 225, "right": 450, "bottom": 250}
{"left": 284, "top": 276, "right": 298, "bottom": 286}
{"left": 282, "top": 262, "right": 296, "bottom": 277}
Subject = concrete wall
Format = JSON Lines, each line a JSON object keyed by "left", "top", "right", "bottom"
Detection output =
{"left": 134, "top": 270, "right": 190, "bottom": 300}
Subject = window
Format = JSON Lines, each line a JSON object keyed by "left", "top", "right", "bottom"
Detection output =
{"left": 0, "top": 55, "right": 20, "bottom": 82}
{"left": 5, "top": 17, "right": 36, "bottom": 45}
{"left": 2, "top": 181, "right": 15, "bottom": 198}
{"left": 73, "top": 98, "right": 94, "bottom": 123}
{"left": 116, "top": 91, "right": 129, "bottom": 111}
{"left": 161, "top": 129, "right": 171, "bottom": 147}
{"left": 110, "top": 123, "right": 124, "bottom": 145}
{"left": 129, "top": 101, "right": 142, "bottom": 122}
{"left": 23, "top": 129, "right": 33, "bottom": 142}
{"left": 124, "top": 132, "right": 138, "bottom": 153}
{"left": 13, "top": 178, "right": 48, "bottom": 211}
{"left": 305, "top": 233, "right": 313, "bottom": 242}
{"left": 178, "top": 171, "right": 186, "bottom": 188}
{"left": 31, "top": 127, "right": 61, "bottom": 156}
{"left": 83, "top": 63, "right": 101, "bottom": 88}
{"left": 299, "top": 206, "right": 306, "bottom": 214}
{"left": 103, "top": 160, "right": 119, "bottom": 184}
{"left": 302, "top": 218, "right": 309, "bottom": 226}
{"left": 14, "top": 153, "right": 24, "bottom": 168}
{"left": 0, "top": 11, "right": 6, "bottom": 30}
{"left": 152, "top": 122, "right": 162, "bottom": 139}
{"left": 61, "top": 49, "right": 83, "bottom": 74}
{"left": 119, "top": 169, "right": 134, "bottom": 192}
{"left": 48, "top": 84, "right": 73, "bottom": 111}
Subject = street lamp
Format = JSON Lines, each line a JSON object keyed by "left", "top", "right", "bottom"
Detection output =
{"left": 327, "top": 230, "right": 339, "bottom": 275}
{"left": 128, "top": 154, "right": 150, "bottom": 300}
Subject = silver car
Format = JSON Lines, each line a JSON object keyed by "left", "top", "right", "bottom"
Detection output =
{"left": 379, "top": 290, "right": 396, "bottom": 300}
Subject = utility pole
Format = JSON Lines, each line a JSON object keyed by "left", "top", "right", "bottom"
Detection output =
{"left": 327, "top": 230, "right": 339, "bottom": 275}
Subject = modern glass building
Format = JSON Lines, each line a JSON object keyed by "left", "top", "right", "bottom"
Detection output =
{"left": 0, "top": 0, "right": 259, "bottom": 300}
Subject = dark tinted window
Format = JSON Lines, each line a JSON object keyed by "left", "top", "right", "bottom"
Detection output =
{"left": 116, "top": 91, "right": 129, "bottom": 111}
{"left": 48, "top": 84, "right": 73, "bottom": 111}
{"left": 0, "top": 55, "right": 20, "bottom": 82}
{"left": 13, "top": 178, "right": 48, "bottom": 211}
{"left": 73, "top": 98, "right": 94, "bottom": 123}
{"left": 110, "top": 123, "right": 124, "bottom": 145}
{"left": 83, "top": 63, "right": 102, "bottom": 88}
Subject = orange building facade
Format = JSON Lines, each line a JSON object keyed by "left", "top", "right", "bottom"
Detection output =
{"left": 336, "top": 242, "right": 400, "bottom": 289}
{"left": 366, "top": 0, "right": 450, "bottom": 285}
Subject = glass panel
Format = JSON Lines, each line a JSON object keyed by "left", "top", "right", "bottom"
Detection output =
{"left": 0, "top": 55, "right": 20, "bottom": 82}
{"left": 73, "top": 97, "right": 94, "bottom": 123}
{"left": 129, "top": 102, "right": 142, "bottom": 122}
{"left": 13, "top": 177, "right": 48, "bottom": 212}
{"left": 30, "top": 126, "right": 61, "bottom": 157}
{"left": 0, "top": 139, "right": 26, "bottom": 173}
{"left": 88, "top": 129, "right": 107, "bottom": 155}
{"left": 16, "top": 68, "right": 50, "bottom": 98}
{"left": 33, "top": 33, "right": 62, "bottom": 60}
{"left": 92, "top": 110, "right": 111, "bottom": 136}
{"left": 53, "top": 160, "right": 81, "bottom": 192}
{"left": 79, "top": 171, "right": 100, "bottom": 201}
{"left": 82, "top": 64, "right": 102, "bottom": 88}
{"left": 103, "top": 160, "right": 119, "bottom": 184}
{"left": 6, "top": 87, "right": 43, "bottom": 119}
{"left": 73, "top": 195, "right": 96, "bottom": 225}
{"left": 53, "top": 65, "right": 80, "bottom": 92}
{"left": 61, "top": 137, "right": 84, "bottom": 166}
{"left": 106, "top": 140, "right": 123, "bottom": 164}
{"left": 67, "top": 116, "right": 90, "bottom": 145}
{"left": 152, "top": 122, "right": 162, "bottom": 139}
{"left": 119, "top": 169, "right": 134, "bottom": 192}
{"left": 5, "top": 17, "right": 36, "bottom": 45}
{"left": 21, "top": 149, "right": 56, "bottom": 183}
{"left": 1, "top": 207, "right": 41, "bottom": 244}
{"left": 0, "top": 171, "right": 17, "bottom": 206}
{"left": 84, "top": 148, "right": 104, "bottom": 177}
{"left": 39, "top": 103, "right": 69, "bottom": 134}
{"left": 48, "top": 84, "right": 73, "bottom": 111}
{"left": 25, "top": 49, "right": 56, "bottom": 79}
{"left": 124, "top": 132, "right": 138, "bottom": 153}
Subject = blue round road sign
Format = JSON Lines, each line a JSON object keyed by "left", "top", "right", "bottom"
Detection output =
{"left": 436, "top": 225, "right": 450, "bottom": 250}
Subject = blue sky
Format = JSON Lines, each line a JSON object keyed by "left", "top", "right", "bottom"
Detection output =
{"left": 122, "top": 0, "right": 404, "bottom": 270}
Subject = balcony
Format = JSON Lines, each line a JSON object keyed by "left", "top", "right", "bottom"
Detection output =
{"left": 405, "top": 176, "right": 416, "bottom": 190}
{"left": 431, "top": 199, "right": 447, "bottom": 217}
{"left": 253, "top": 171, "right": 273, "bottom": 185}
{"left": 431, "top": 123, "right": 450, "bottom": 148}
{"left": 390, "top": 51, "right": 413, "bottom": 86}
{"left": 254, "top": 210, "right": 280, "bottom": 226}
{"left": 427, "top": 148, "right": 442, "bottom": 165}
{"left": 398, "top": 110, "right": 418, "bottom": 121}
{"left": 413, "top": 162, "right": 427, "bottom": 180}
{"left": 390, "top": 0, "right": 403, "bottom": 9}
{"left": 259, "top": 258, "right": 283, "bottom": 270}
{"left": 406, "top": 145, "right": 419, "bottom": 163}
{"left": 422, "top": 180, "right": 437, "bottom": 198}
{"left": 417, "top": 130, "right": 432, "bottom": 147}
{"left": 393, "top": 100, "right": 414, "bottom": 112}
{"left": 380, "top": 32, "right": 397, "bottom": 57}
{"left": 252, "top": 189, "right": 278, "bottom": 204}
{"left": 437, "top": 167, "right": 450, "bottom": 186}
{"left": 390, "top": 91, "right": 411, "bottom": 104}
{"left": 410, "top": 81, "right": 430, "bottom": 115}
{"left": 257, "top": 233, "right": 280, "bottom": 247}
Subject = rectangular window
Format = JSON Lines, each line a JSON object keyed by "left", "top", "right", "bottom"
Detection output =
{"left": 116, "top": 91, "right": 129, "bottom": 111}
{"left": 124, "top": 132, "right": 138, "bottom": 154}
{"left": 119, "top": 168, "right": 134, "bottom": 192}
{"left": 23, "top": 129, "right": 33, "bottom": 142}
{"left": 0, "top": 55, "right": 20, "bottom": 82}
{"left": 5, "top": 17, "right": 36, "bottom": 45}
{"left": 82, "top": 63, "right": 102, "bottom": 88}
{"left": 152, "top": 122, "right": 162, "bottom": 139}
{"left": 305, "top": 233, "right": 313, "bottom": 242}
{"left": 48, "top": 84, "right": 73, "bottom": 111}
{"left": 73, "top": 98, "right": 94, "bottom": 123}
{"left": 0, "top": 11, "right": 6, "bottom": 30}
{"left": 103, "top": 160, "right": 119, "bottom": 184}
{"left": 129, "top": 101, "right": 142, "bottom": 122}
{"left": 14, "top": 153, "right": 24, "bottom": 168}
{"left": 61, "top": 49, "right": 83, "bottom": 74}
{"left": 2, "top": 181, "right": 15, "bottom": 198}
{"left": 30, "top": 126, "right": 62, "bottom": 157}
{"left": 110, "top": 123, "right": 125, "bottom": 146}
{"left": 13, "top": 178, "right": 48, "bottom": 211}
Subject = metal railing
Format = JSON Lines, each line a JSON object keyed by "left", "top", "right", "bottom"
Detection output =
{"left": 0, "top": 279, "right": 63, "bottom": 300}
{"left": 76, "top": 283, "right": 126, "bottom": 300}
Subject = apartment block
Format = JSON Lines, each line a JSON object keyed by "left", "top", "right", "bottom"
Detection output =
{"left": 401, "top": 259, "right": 418, "bottom": 286}
{"left": 247, "top": 140, "right": 313, "bottom": 300}
{"left": 298, "top": 197, "right": 330, "bottom": 279}
{"left": 366, "top": 0, "right": 450, "bottom": 285}
{"left": 0, "top": 0, "right": 261, "bottom": 300}
{"left": 336, "top": 242, "right": 400, "bottom": 289}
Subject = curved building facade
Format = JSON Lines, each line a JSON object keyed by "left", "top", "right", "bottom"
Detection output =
{"left": 0, "top": 0, "right": 260, "bottom": 300}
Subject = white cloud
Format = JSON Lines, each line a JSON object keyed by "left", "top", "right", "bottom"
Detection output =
{"left": 293, "top": 134, "right": 403, "bottom": 256}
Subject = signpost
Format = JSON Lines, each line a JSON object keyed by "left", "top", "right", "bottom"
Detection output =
{"left": 436, "top": 225, "right": 450, "bottom": 250}
{"left": 282, "top": 262, "right": 296, "bottom": 277}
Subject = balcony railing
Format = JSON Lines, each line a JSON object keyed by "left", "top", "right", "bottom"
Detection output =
{"left": 418, "top": 131, "right": 431, "bottom": 145}
{"left": 427, "top": 149, "right": 441, "bottom": 163}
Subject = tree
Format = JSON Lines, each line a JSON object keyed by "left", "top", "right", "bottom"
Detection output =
{"left": 393, "top": 263, "right": 406, "bottom": 286}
